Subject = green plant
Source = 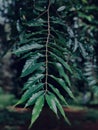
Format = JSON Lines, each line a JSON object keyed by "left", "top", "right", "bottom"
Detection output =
{"left": 13, "top": 0, "right": 77, "bottom": 127}
{"left": 7, "top": 0, "right": 98, "bottom": 127}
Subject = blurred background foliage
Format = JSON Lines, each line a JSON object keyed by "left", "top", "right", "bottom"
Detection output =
{"left": 0, "top": 0, "right": 98, "bottom": 106}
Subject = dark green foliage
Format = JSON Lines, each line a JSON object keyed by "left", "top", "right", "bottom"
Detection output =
{"left": 13, "top": 0, "right": 77, "bottom": 126}
{"left": 3, "top": 0, "right": 98, "bottom": 127}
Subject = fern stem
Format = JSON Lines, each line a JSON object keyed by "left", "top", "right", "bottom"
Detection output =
{"left": 35, "top": 10, "right": 48, "bottom": 20}
{"left": 45, "top": 1, "right": 51, "bottom": 92}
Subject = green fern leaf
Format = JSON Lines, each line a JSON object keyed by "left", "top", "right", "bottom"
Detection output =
{"left": 55, "top": 62, "right": 71, "bottom": 86}
{"left": 14, "top": 43, "right": 44, "bottom": 55}
{"left": 50, "top": 51, "right": 72, "bottom": 73}
{"left": 25, "top": 30, "right": 47, "bottom": 38}
{"left": 49, "top": 42, "right": 69, "bottom": 53}
{"left": 23, "top": 74, "right": 44, "bottom": 90}
{"left": 25, "top": 19, "right": 45, "bottom": 27}
{"left": 21, "top": 61, "right": 44, "bottom": 77}
{"left": 16, "top": 83, "right": 44, "bottom": 105}
{"left": 25, "top": 90, "right": 44, "bottom": 107}
{"left": 55, "top": 96, "right": 70, "bottom": 125}
{"left": 50, "top": 75, "right": 75, "bottom": 99}
{"left": 29, "top": 95, "right": 44, "bottom": 128}
{"left": 49, "top": 92, "right": 70, "bottom": 125}
{"left": 48, "top": 84, "right": 68, "bottom": 106}
{"left": 45, "top": 94, "right": 58, "bottom": 117}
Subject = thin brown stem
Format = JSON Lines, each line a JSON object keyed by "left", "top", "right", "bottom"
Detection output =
{"left": 35, "top": 10, "right": 48, "bottom": 20}
{"left": 45, "top": 1, "right": 51, "bottom": 92}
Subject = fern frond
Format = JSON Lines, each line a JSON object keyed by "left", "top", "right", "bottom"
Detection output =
{"left": 14, "top": 0, "right": 75, "bottom": 127}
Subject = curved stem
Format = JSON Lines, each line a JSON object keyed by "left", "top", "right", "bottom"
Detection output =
{"left": 45, "top": 1, "right": 51, "bottom": 92}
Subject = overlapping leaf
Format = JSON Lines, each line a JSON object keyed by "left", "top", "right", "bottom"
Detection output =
{"left": 29, "top": 95, "right": 44, "bottom": 127}
{"left": 50, "top": 75, "right": 74, "bottom": 99}
{"left": 14, "top": 43, "right": 44, "bottom": 55}
{"left": 49, "top": 84, "right": 68, "bottom": 106}
{"left": 45, "top": 94, "right": 58, "bottom": 117}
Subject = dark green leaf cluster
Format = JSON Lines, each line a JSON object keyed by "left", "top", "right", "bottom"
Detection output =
{"left": 13, "top": 0, "right": 77, "bottom": 127}
{"left": 12, "top": 0, "right": 98, "bottom": 127}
